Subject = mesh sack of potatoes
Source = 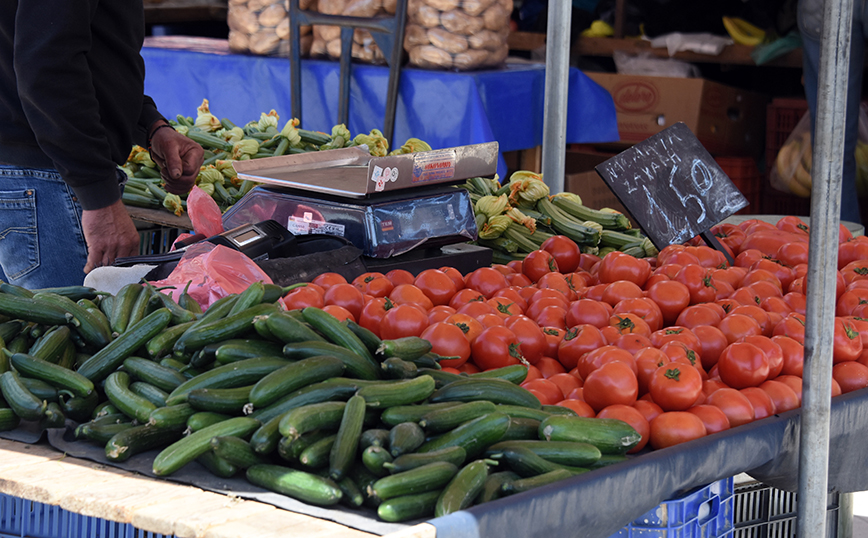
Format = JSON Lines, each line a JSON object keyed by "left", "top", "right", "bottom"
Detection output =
{"left": 405, "top": 0, "right": 512, "bottom": 71}
{"left": 309, "top": 0, "right": 398, "bottom": 65}
{"left": 227, "top": 0, "right": 316, "bottom": 56}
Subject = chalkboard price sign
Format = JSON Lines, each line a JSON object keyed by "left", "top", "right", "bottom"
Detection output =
{"left": 595, "top": 122, "right": 748, "bottom": 253}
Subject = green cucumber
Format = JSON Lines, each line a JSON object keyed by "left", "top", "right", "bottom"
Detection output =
{"left": 249, "top": 377, "right": 371, "bottom": 425}
{"left": 227, "top": 281, "right": 266, "bottom": 317}
{"left": 173, "top": 303, "right": 279, "bottom": 356}
{"left": 249, "top": 355, "right": 345, "bottom": 408}
{"left": 278, "top": 401, "right": 346, "bottom": 440}
{"left": 469, "top": 364, "right": 529, "bottom": 384}
{"left": 197, "top": 451, "right": 239, "bottom": 478}
{"left": 26, "top": 325, "right": 71, "bottom": 364}
{"left": 370, "top": 461, "right": 458, "bottom": 501}
{"left": 499, "top": 416, "right": 542, "bottom": 442}
{"left": 494, "top": 404, "right": 551, "bottom": 422}
{"left": 76, "top": 420, "right": 135, "bottom": 445}
{"left": 213, "top": 339, "right": 286, "bottom": 364}
{"left": 416, "top": 367, "right": 464, "bottom": 388}
{"left": 419, "top": 400, "right": 497, "bottom": 433}
{"left": 359, "top": 428, "right": 390, "bottom": 451}
{"left": 105, "top": 423, "right": 186, "bottom": 462}
{"left": 32, "top": 292, "right": 111, "bottom": 349}
{"left": 210, "top": 435, "right": 268, "bottom": 469}
{"left": 301, "top": 306, "right": 374, "bottom": 363}
{"left": 489, "top": 445, "right": 588, "bottom": 477}
{"left": 380, "top": 357, "right": 418, "bottom": 379}
{"left": 19, "top": 376, "right": 58, "bottom": 403}
{"left": 0, "top": 408, "right": 21, "bottom": 431}
{"left": 539, "top": 415, "right": 641, "bottom": 455}
{"left": 377, "top": 490, "right": 441, "bottom": 523}
{"left": 356, "top": 375, "right": 436, "bottom": 409}
{"left": 145, "top": 321, "right": 196, "bottom": 359}
{"left": 486, "top": 440, "right": 602, "bottom": 467}
{"left": 110, "top": 283, "right": 144, "bottom": 334}
{"left": 329, "top": 394, "right": 366, "bottom": 481}
{"left": 361, "top": 445, "right": 393, "bottom": 477}
{"left": 501, "top": 468, "right": 573, "bottom": 495}
{"left": 187, "top": 385, "right": 253, "bottom": 415}
{"left": 435, "top": 459, "right": 493, "bottom": 516}
{"left": 0, "top": 370, "right": 46, "bottom": 421}
{"left": 380, "top": 402, "right": 462, "bottom": 427}
{"left": 416, "top": 412, "right": 510, "bottom": 459}
{"left": 129, "top": 381, "right": 169, "bottom": 408}
{"left": 277, "top": 430, "right": 333, "bottom": 462}
{"left": 76, "top": 308, "right": 173, "bottom": 382}
{"left": 153, "top": 416, "right": 261, "bottom": 476}
{"left": 282, "top": 341, "right": 380, "bottom": 381}
{"left": 429, "top": 377, "right": 542, "bottom": 409}
{"left": 384, "top": 446, "right": 467, "bottom": 474}
{"left": 376, "top": 336, "right": 433, "bottom": 361}
{"left": 123, "top": 356, "right": 188, "bottom": 392}
{"left": 476, "top": 471, "right": 519, "bottom": 504}
{"left": 187, "top": 411, "right": 233, "bottom": 432}
{"left": 104, "top": 371, "right": 157, "bottom": 423}
{"left": 265, "top": 311, "right": 326, "bottom": 344}
{"left": 39, "top": 401, "right": 66, "bottom": 429}
{"left": 148, "top": 403, "right": 197, "bottom": 428}
{"left": 57, "top": 391, "right": 99, "bottom": 422}
{"left": 298, "top": 433, "right": 338, "bottom": 469}
{"left": 388, "top": 422, "right": 426, "bottom": 458}
{"left": 246, "top": 464, "right": 343, "bottom": 506}
{"left": 165, "top": 356, "right": 290, "bottom": 406}
{"left": 343, "top": 320, "right": 381, "bottom": 354}
{"left": 542, "top": 404, "right": 579, "bottom": 416}
{"left": 0, "top": 292, "right": 73, "bottom": 326}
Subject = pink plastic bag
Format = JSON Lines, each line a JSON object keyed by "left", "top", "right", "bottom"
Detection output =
{"left": 150, "top": 242, "right": 273, "bottom": 310}
{"left": 187, "top": 185, "right": 225, "bottom": 237}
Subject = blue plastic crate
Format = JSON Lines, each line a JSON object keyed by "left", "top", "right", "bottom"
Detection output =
{"left": 609, "top": 477, "right": 735, "bottom": 538}
{"left": 0, "top": 493, "right": 174, "bottom": 538}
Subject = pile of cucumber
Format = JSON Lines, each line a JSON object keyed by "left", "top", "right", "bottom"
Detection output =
{"left": 0, "top": 281, "right": 640, "bottom": 523}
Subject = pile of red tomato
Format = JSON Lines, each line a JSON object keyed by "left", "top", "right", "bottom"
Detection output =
{"left": 278, "top": 215, "right": 868, "bottom": 453}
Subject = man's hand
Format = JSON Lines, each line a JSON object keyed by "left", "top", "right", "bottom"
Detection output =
{"left": 81, "top": 200, "right": 141, "bottom": 273}
{"left": 149, "top": 121, "right": 204, "bottom": 194}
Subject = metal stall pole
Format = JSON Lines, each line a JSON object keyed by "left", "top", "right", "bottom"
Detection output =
{"left": 798, "top": 0, "right": 852, "bottom": 536}
{"left": 540, "top": 0, "right": 571, "bottom": 194}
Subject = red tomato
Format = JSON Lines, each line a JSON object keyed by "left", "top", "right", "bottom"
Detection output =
{"left": 522, "top": 249, "right": 560, "bottom": 283}
{"left": 448, "top": 288, "right": 487, "bottom": 310}
{"left": 674, "top": 264, "right": 717, "bottom": 305}
{"left": 740, "top": 230, "right": 807, "bottom": 258}
{"left": 692, "top": 325, "right": 729, "bottom": 371}
{"left": 380, "top": 303, "right": 430, "bottom": 340}
{"left": 322, "top": 304, "right": 354, "bottom": 323}
{"left": 414, "top": 269, "right": 458, "bottom": 306}
{"left": 635, "top": 347, "right": 672, "bottom": 396}
{"left": 357, "top": 297, "right": 392, "bottom": 337}
{"left": 758, "top": 380, "right": 800, "bottom": 413}
{"left": 389, "top": 284, "right": 435, "bottom": 311}
{"left": 705, "top": 387, "right": 755, "bottom": 427}
{"left": 463, "top": 267, "right": 509, "bottom": 299}
{"left": 686, "top": 404, "right": 731, "bottom": 434}
{"left": 608, "top": 313, "right": 652, "bottom": 339}
{"left": 711, "top": 223, "right": 746, "bottom": 253}
{"left": 597, "top": 251, "right": 652, "bottom": 287}
{"left": 548, "top": 372, "right": 582, "bottom": 397}
{"left": 601, "top": 280, "right": 645, "bottom": 307}
{"left": 750, "top": 258, "right": 795, "bottom": 291}
{"left": 776, "top": 375, "right": 803, "bottom": 404}
{"left": 355, "top": 275, "right": 394, "bottom": 298}
{"left": 385, "top": 269, "right": 416, "bottom": 287}
{"left": 612, "top": 297, "right": 664, "bottom": 332}
{"left": 597, "top": 404, "right": 650, "bottom": 453}
{"left": 557, "top": 324, "right": 608, "bottom": 370}
{"left": 833, "top": 317, "right": 864, "bottom": 363}
{"left": 649, "top": 411, "right": 707, "bottom": 449}
{"left": 730, "top": 305, "right": 772, "bottom": 337}
{"left": 556, "top": 399, "right": 596, "bottom": 417}
{"left": 582, "top": 360, "right": 639, "bottom": 412}
{"left": 438, "top": 266, "right": 465, "bottom": 291}
{"left": 659, "top": 341, "right": 704, "bottom": 374}
{"left": 322, "top": 283, "right": 366, "bottom": 321}
{"left": 633, "top": 399, "right": 665, "bottom": 424}
{"left": 773, "top": 312, "right": 806, "bottom": 344}
{"left": 648, "top": 363, "right": 704, "bottom": 411}
{"left": 477, "top": 313, "right": 506, "bottom": 329}
{"left": 658, "top": 245, "right": 700, "bottom": 267}
{"left": 524, "top": 364, "right": 543, "bottom": 383}
{"left": 717, "top": 341, "right": 769, "bottom": 388}
{"left": 487, "top": 296, "right": 523, "bottom": 319}
{"left": 718, "top": 313, "right": 763, "bottom": 345}
{"left": 520, "top": 378, "right": 564, "bottom": 405}
{"left": 428, "top": 305, "right": 457, "bottom": 324}
{"left": 421, "top": 322, "right": 471, "bottom": 368}
{"left": 645, "top": 280, "right": 692, "bottom": 327}
{"left": 541, "top": 235, "right": 582, "bottom": 273}
{"left": 282, "top": 285, "right": 325, "bottom": 311}
{"left": 536, "top": 272, "right": 576, "bottom": 300}
{"left": 471, "top": 325, "right": 525, "bottom": 370}
{"left": 614, "top": 333, "right": 654, "bottom": 355}
{"left": 526, "top": 295, "right": 568, "bottom": 321}
{"left": 576, "top": 345, "right": 636, "bottom": 381}
{"left": 838, "top": 237, "right": 868, "bottom": 269}
{"left": 740, "top": 386, "right": 776, "bottom": 420}
{"left": 742, "top": 335, "right": 784, "bottom": 380}
{"left": 504, "top": 316, "right": 547, "bottom": 364}
{"left": 456, "top": 362, "right": 480, "bottom": 375}
{"left": 675, "top": 304, "right": 723, "bottom": 329}
{"left": 444, "top": 313, "right": 484, "bottom": 344}
{"left": 649, "top": 326, "right": 701, "bottom": 351}
{"left": 313, "top": 272, "right": 349, "bottom": 289}
{"left": 832, "top": 361, "right": 868, "bottom": 393}
{"left": 533, "top": 305, "right": 568, "bottom": 330}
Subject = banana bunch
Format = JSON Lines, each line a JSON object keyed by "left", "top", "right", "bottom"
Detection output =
{"left": 722, "top": 16, "right": 766, "bottom": 46}
{"left": 775, "top": 130, "right": 813, "bottom": 197}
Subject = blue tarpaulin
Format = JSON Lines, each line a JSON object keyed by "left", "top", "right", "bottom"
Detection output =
{"left": 140, "top": 48, "right": 619, "bottom": 178}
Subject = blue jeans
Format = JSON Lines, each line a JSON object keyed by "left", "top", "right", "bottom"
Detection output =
{"left": 798, "top": 0, "right": 867, "bottom": 224}
{"left": 0, "top": 166, "right": 89, "bottom": 288}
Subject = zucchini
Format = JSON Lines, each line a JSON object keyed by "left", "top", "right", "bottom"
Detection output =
{"left": 0, "top": 370, "right": 46, "bottom": 421}
{"left": 264, "top": 310, "right": 326, "bottom": 344}
{"left": 550, "top": 194, "right": 631, "bottom": 230}
{"left": 377, "top": 490, "right": 441, "bottom": 523}
{"left": 104, "top": 371, "right": 157, "bottom": 423}
{"left": 384, "top": 446, "right": 467, "bottom": 474}
{"left": 301, "top": 307, "right": 374, "bottom": 363}
{"left": 249, "top": 355, "right": 345, "bottom": 408}
{"left": 9, "top": 351, "right": 94, "bottom": 398}
{"left": 435, "top": 459, "right": 492, "bottom": 516}
{"left": 539, "top": 415, "right": 641, "bottom": 455}
{"left": 246, "top": 464, "right": 343, "bottom": 506}
{"left": 153, "top": 416, "right": 261, "bottom": 476}
{"left": 419, "top": 400, "right": 497, "bottom": 433}
{"left": 165, "top": 356, "right": 290, "bottom": 406}
{"left": 105, "top": 423, "right": 186, "bottom": 462}
{"left": 416, "top": 412, "right": 510, "bottom": 459}
{"left": 380, "top": 402, "right": 462, "bottom": 427}
{"left": 429, "top": 377, "right": 542, "bottom": 409}
{"left": 298, "top": 433, "right": 338, "bottom": 469}
{"left": 210, "top": 435, "right": 268, "bottom": 469}
{"left": 282, "top": 341, "right": 380, "bottom": 381}
{"left": 329, "top": 394, "right": 366, "bottom": 481}
{"left": 123, "top": 356, "right": 188, "bottom": 392}
{"left": 355, "top": 375, "right": 436, "bottom": 409}
{"left": 278, "top": 401, "right": 346, "bottom": 440}
{"left": 187, "top": 385, "right": 253, "bottom": 415}
{"left": 387, "top": 422, "right": 426, "bottom": 458}
{"left": 76, "top": 308, "right": 173, "bottom": 382}
{"left": 370, "top": 461, "right": 458, "bottom": 501}
{"left": 486, "top": 440, "right": 602, "bottom": 467}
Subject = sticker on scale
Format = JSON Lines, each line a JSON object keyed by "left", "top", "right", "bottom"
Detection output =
{"left": 286, "top": 215, "right": 345, "bottom": 237}
{"left": 412, "top": 149, "right": 457, "bottom": 184}
{"left": 371, "top": 166, "right": 399, "bottom": 192}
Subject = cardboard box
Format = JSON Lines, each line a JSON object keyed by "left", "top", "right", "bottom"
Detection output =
{"left": 585, "top": 72, "right": 768, "bottom": 157}
{"left": 563, "top": 149, "right": 637, "bottom": 227}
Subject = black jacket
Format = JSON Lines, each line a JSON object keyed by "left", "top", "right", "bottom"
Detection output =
{"left": 0, "top": 0, "right": 164, "bottom": 210}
